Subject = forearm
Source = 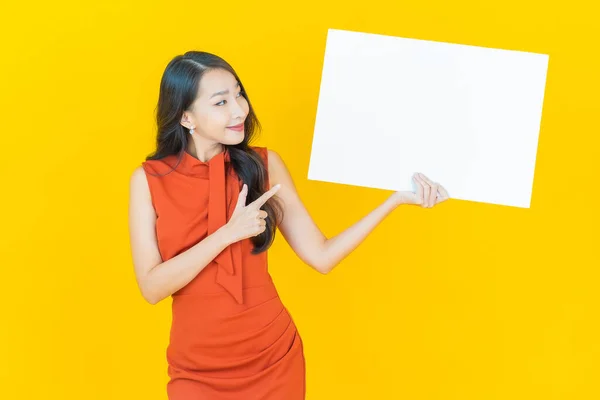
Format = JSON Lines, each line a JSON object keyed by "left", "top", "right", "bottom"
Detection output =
{"left": 142, "top": 226, "right": 233, "bottom": 304}
{"left": 319, "top": 194, "right": 400, "bottom": 274}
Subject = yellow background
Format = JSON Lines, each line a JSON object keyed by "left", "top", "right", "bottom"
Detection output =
{"left": 1, "top": 0, "right": 598, "bottom": 398}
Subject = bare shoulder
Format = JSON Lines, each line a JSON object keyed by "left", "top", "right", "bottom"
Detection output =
{"left": 266, "top": 148, "right": 299, "bottom": 195}
{"left": 130, "top": 165, "right": 151, "bottom": 197}
{"left": 128, "top": 165, "right": 155, "bottom": 231}
{"left": 266, "top": 148, "right": 288, "bottom": 189}
{"left": 266, "top": 148, "right": 282, "bottom": 167}
{"left": 130, "top": 164, "right": 146, "bottom": 182}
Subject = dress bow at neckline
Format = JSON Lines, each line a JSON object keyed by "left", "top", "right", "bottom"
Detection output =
{"left": 182, "top": 149, "right": 244, "bottom": 305}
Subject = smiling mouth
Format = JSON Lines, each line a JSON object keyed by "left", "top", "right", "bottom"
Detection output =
{"left": 227, "top": 123, "right": 244, "bottom": 130}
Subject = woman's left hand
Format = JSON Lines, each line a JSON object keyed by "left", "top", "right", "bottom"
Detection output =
{"left": 391, "top": 172, "right": 450, "bottom": 208}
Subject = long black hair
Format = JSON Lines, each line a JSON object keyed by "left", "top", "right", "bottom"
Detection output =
{"left": 145, "top": 51, "right": 283, "bottom": 254}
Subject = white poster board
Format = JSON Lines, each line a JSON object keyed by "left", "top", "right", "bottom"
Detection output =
{"left": 308, "top": 29, "right": 549, "bottom": 208}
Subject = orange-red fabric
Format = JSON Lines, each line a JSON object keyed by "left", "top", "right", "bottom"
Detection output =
{"left": 142, "top": 146, "right": 306, "bottom": 399}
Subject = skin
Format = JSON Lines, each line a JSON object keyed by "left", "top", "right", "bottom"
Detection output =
{"left": 180, "top": 68, "right": 249, "bottom": 161}
{"left": 128, "top": 68, "right": 450, "bottom": 304}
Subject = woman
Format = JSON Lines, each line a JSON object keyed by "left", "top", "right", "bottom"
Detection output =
{"left": 128, "top": 51, "right": 449, "bottom": 399}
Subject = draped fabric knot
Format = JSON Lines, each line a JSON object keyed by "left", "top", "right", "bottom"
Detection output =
{"left": 195, "top": 149, "right": 244, "bottom": 304}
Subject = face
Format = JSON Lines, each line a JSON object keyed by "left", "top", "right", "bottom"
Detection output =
{"left": 181, "top": 68, "right": 249, "bottom": 145}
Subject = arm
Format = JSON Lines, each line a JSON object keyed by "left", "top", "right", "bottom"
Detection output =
{"left": 128, "top": 166, "right": 232, "bottom": 305}
{"left": 267, "top": 149, "right": 401, "bottom": 275}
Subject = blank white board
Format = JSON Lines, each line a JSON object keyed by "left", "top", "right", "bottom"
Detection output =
{"left": 307, "top": 29, "right": 549, "bottom": 208}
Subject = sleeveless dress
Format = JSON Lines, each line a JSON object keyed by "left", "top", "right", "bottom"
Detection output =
{"left": 141, "top": 146, "right": 306, "bottom": 399}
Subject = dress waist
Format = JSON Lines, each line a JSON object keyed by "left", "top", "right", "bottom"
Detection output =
{"left": 167, "top": 281, "right": 296, "bottom": 375}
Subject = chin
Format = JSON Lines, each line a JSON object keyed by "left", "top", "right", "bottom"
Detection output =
{"left": 227, "top": 132, "right": 245, "bottom": 145}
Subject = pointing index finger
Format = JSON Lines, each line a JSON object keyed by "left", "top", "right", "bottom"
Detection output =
{"left": 250, "top": 184, "right": 281, "bottom": 209}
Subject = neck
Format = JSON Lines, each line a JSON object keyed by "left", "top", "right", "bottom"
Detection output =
{"left": 187, "top": 141, "right": 225, "bottom": 162}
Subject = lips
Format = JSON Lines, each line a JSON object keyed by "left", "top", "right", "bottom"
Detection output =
{"left": 227, "top": 123, "right": 244, "bottom": 131}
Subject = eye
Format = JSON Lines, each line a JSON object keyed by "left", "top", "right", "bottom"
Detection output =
{"left": 215, "top": 91, "right": 245, "bottom": 106}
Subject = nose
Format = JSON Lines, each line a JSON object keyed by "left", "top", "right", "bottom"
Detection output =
{"left": 230, "top": 100, "right": 246, "bottom": 120}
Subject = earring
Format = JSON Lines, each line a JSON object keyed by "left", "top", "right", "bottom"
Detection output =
{"left": 189, "top": 127, "right": 195, "bottom": 135}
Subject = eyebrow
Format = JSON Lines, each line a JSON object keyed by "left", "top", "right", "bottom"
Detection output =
{"left": 210, "top": 82, "right": 240, "bottom": 99}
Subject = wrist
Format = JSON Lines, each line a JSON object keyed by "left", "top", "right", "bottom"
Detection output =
{"left": 390, "top": 193, "right": 405, "bottom": 207}
{"left": 215, "top": 224, "right": 234, "bottom": 247}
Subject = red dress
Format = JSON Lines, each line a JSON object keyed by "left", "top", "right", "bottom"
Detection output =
{"left": 142, "top": 146, "right": 306, "bottom": 399}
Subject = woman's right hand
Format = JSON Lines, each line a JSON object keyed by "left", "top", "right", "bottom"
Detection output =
{"left": 222, "top": 183, "right": 282, "bottom": 243}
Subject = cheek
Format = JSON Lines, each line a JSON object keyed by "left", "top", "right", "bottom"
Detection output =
{"left": 203, "top": 110, "right": 228, "bottom": 128}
